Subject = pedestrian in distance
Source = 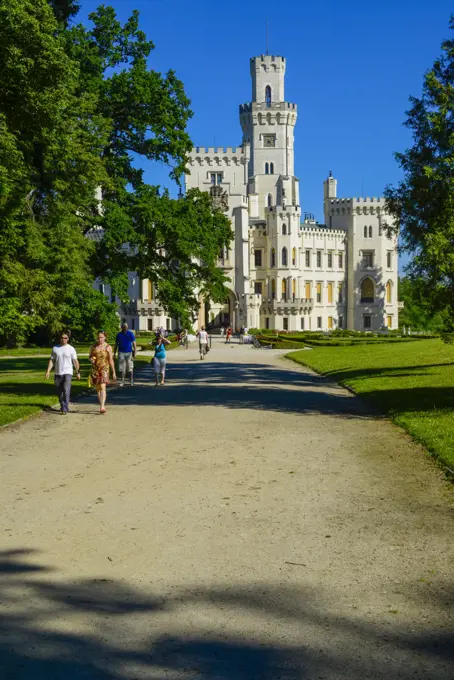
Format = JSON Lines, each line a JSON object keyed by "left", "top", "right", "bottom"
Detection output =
{"left": 89, "top": 330, "right": 116, "bottom": 414}
{"left": 153, "top": 334, "right": 170, "bottom": 386}
{"left": 226, "top": 327, "right": 232, "bottom": 344}
{"left": 114, "top": 322, "right": 136, "bottom": 386}
{"left": 198, "top": 325, "right": 209, "bottom": 360}
{"left": 45, "top": 330, "right": 81, "bottom": 415}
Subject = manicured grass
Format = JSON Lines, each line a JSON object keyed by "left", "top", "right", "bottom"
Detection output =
{"left": 0, "top": 355, "right": 150, "bottom": 428}
{"left": 0, "top": 345, "right": 92, "bottom": 357}
{"left": 287, "top": 339, "right": 454, "bottom": 471}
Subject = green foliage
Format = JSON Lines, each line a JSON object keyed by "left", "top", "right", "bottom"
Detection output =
{"left": 398, "top": 276, "right": 446, "bottom": 332}
{"left": 60, "top": 287, "right": 119, "bottom": 343}
{"left": 0, "top": 2, "right": 232, "bottom": 347}
{"left": 385, "top": 17, "right": 454, "bottom": 332}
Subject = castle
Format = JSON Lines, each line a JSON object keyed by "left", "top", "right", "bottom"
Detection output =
{"left": 101, "top": 54, "right": 399, "bottom": 333}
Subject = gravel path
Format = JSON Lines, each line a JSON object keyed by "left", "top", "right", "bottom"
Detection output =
{"left": 1, "top": 339, "right": 453, "bottom": 679}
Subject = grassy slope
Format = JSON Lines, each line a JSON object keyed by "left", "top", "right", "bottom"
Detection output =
{"left": 287, "top": 339, "right": 454, "bottom": 470}
{"left": 0, "top": 355, "right": 150, "bottom": 428}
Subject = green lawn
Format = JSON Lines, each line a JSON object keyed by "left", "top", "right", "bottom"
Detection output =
{"left": 0, "top": 355, "right": 150, "bottom": 427}
{"left": 0, "top": 345, "right": 92, "bottom": 357}
{"left": 287, "top": 339, "right": 454, "bottom": 471}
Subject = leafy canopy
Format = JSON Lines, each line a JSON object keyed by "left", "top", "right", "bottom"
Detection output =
{"left": 385, "top": 16, "right": 454, "bottom": 333}
{"left": 0, "top": 1, "right": 232, "bottom": 345}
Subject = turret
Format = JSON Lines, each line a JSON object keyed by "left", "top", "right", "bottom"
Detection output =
{"left": 250, "top": 55, "right": 286, "bottom": 103}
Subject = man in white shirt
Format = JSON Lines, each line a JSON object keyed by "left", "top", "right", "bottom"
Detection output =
{"left": 45, "top": 331, "right": 80, "bottom": 415}
{"left": 198, "top": 326, "right": 208, "bottom": 359}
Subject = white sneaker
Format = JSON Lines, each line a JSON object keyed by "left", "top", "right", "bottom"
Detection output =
{"left": 120, "top": 382, "right": 125, "bottom": 387}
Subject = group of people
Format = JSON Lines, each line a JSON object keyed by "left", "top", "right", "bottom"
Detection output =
{"left": 45, "top": 323, "right": 169, "bottom": 415}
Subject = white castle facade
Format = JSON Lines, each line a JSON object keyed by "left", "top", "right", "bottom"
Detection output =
{"left": 184, "top": 54, "right": 399, "bottom": 333}
{"left": 98, "top": 53, "right": 399, "bottom": 334}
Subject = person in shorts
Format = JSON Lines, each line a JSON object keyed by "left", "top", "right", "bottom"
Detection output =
{"left": 198, "top": 326, "right": 208, "bottom": 359}
{"left": 114, "top": 323, "right": 136, "bottom": 386}
{"left": 45, "top": 331, "right": 80, "bottom": 415}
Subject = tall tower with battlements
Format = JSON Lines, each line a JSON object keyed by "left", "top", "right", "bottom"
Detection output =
{"left": 240, "top": 55, "right": 298, "bottom": 185}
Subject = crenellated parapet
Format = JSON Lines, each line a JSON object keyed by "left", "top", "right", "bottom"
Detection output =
{"left": 328, "top": 196, "right": 388, "bottom": 216}
{"left": 188, "top": 146, "right": 247, "bottom": 167}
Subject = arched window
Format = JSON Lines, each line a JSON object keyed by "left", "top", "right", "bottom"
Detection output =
{"left": 386, "top": 280, "right": 392, "bottom": 304}
{"left": 282, "top": 278, "right": 287, "bottom": 300}
{"left": 270, "top": 248, "right": 276, "bottom": 267}
{"left": 292, "top": 278, "right": 297, "bottom": 300}
{"left": 369, "top": 225, "right": 373, "bottom": 238}
{"left": 292, "top": 247, "right": 297, "bottom": 266}
{"left": 364, "top": 225, "right": 368, "bottom": 238}
{"left": 265, "top": 85, "right": 272, "bottom": 107}
{"left": 282, "top": 247, "right": 288, "bottom": 266}
{"left": 282, "top": 223, "right": 287, "bottom": 235}
{"left": 265, "top": 162, "right": 269, "bottom": 175}
{"left": 267, "top": 193, "right": 273, "bottom": 207}
{"left": 271, "top": 278, "right": 276, "bottom": 299}
{"left": 270, "top": 162, "right": 274, "bottom": 174}
{"left": 360, "top": 277, "right": 375, "bottom": 303}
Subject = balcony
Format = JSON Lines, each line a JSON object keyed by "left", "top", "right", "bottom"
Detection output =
{"left": 261, "top": 297, "right": 313, "bottom": 315}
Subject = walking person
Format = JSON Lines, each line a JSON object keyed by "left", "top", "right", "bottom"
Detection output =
{"left": 45, "top": 331, "right": 80, "bottom": 415}
{"left": 114, "top": 323, "right": 136, "bottom": 386}
{"left": 198, "top": 325, "right": 209, "bottom": 360}
{"left": 89, "top": 330, "right": 116, "bottom": 414}
{"left": 226, "top": 326, "right": 232, "bottom": 344}
{"left": 152, "top": 334, "right": 170, "bottom": 386}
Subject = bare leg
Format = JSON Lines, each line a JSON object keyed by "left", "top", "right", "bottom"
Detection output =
{"left": 98, "top": 384, "right": 107, "bottom": 413}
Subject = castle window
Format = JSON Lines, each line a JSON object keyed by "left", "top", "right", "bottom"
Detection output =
{"left": 265, "top": 163, "right": 269, "bottom": 175}
{"left": 316, "top": 282, "right": 322, "bottom": 303}
{"left": 292, "top": 278, "right": 296, "bottom": 300}
{"left": 305, "top": 282, "right": 311, "bottom": 299}
{"left": 364, "top": 225, "right": 368, "bottom": 238}
{"left": 282, "top": 223, "right": 287, "bottom": 235}
{"left": 292, "top": 247, "right": 297, "bottom": 266}
{"left": 283, "top": 317, "right": 289, "bottom": 330}
{"left": 369, "top": 225, "right": 373, "bottom": 238}
{"left": 387, "top": 251, "right": 392, "bottom": 269}
{"left": 267, "top": 193, "right": 273, "bottom": 207}
{"left": 363, "top": 314, "right": 372, "bottom": 330}
{"left": 282, "top": 279, "right": 287, "bottom": 300}
{"left": 362, "top": 251, "right": 374, "bottom": 268}
{"left": 265, "top": 85, "right": 272, "bottom": 107}
{"left": 338, "top": 252, "right": 343, "bottom": 269}
{"left": 327, "top": 252, "right": 333, "bottom": 268}
{"left": 316, "top": 251, "right": 322, "bottom": 268}
{"left": 254, "top": 281, "right": 263, "bottom": 295}
{"left": 360, "top": 277, "right": 375, "bottom": 303}
{"left": 211, "top": 173, "right": 222, "bottom": 185}
{"left": 338, "top": 283, "right": 343, "bottom": 303}
{"left": 270, "top": 162, "right": 274, "bottom": 174}
{"left": 254, "top": 249, "right": 262, "bottom": 267}
{"left": 271, "top": 278, "right": 276, "bottom": 299}
{"left": 339, "top": 315, "right": 344, "bottom": 328}
{"left": 317, "top": 316, "right": 322, "bottom": 329}
{"left": 282, "top": 247, "right": 288, "bottom": 266}
{"left": 147, "top": 318, "right": 153, "bottom": 331}
{"left": 327, "top": 316, "right": 333, "bottom": 330}
{"left": 386, "top": 280, "right": 392, "bottom": 304}
{"left": 270, "top": 248, "right": 276, "bottom": 267}
{"left": 266, "top": 317, "right": 270, "bottom": 329}
{"left": 305, "top": 250, "right": 311, "bottom": 267}
{"left": 327, "top": 282, "right": 333, "bottom": 304}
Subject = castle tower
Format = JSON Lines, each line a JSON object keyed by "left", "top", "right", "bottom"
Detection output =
{"left": 239, "top": 55, "right": 298, "bottom": 183}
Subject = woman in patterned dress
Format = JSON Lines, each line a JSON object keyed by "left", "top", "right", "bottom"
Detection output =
{"left": 89, "top": 330, "right": 116, "bottom": 414}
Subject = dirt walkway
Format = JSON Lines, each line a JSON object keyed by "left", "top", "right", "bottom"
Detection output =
{"left": 1, "top": 339, "right": 453, "bottom": 679}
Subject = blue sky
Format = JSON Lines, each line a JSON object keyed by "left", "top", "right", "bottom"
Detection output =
{"left": 78, "top": 0, "right": 452, "bottom": 269}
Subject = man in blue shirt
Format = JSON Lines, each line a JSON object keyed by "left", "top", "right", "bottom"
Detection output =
{"left": 114, "top": 323, "right": 137, "bottom": 386}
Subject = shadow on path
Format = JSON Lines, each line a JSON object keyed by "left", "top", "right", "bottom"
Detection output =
{"left": 0, "top": 550, "right": 453, "bottom": 679}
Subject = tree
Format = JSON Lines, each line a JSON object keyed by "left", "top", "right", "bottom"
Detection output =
{"left": 385, "top": 16, "right": 454, "bottom": 335}
{"left": 0, "top": 0, "right": 107, "bottom": 345}
{"left": 0, "top": 2, "right": 232, "bottom": 346}
{"left": 398, "top": 277, "right": 446, "bottom": 332}
{"left": 62, "top": 5, "right": 233, "bottom": 320}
